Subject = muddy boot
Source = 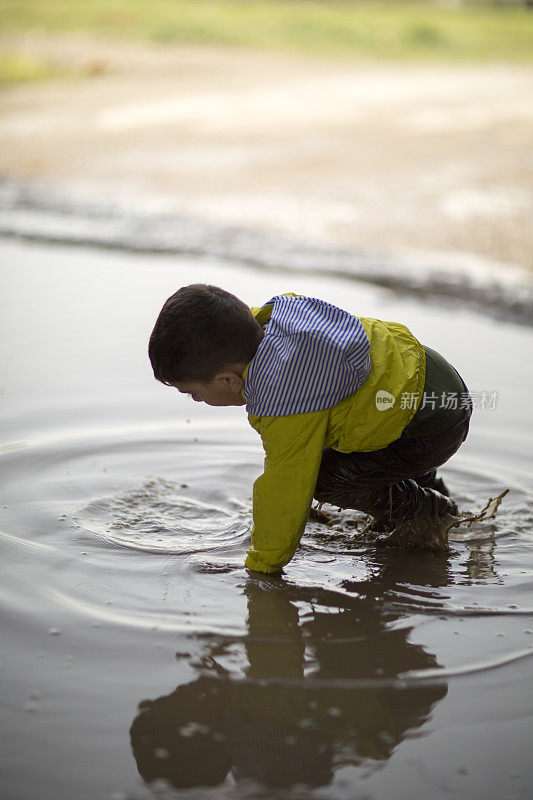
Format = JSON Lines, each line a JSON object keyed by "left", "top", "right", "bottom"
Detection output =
{"left": 422, "top": 486, "right": 458, "bottom": 517}
{"left": 374, "top": 482, "right": 459, "bottom": 550}
{"left": 377, "top": 511, "right": 458, "bottom": 551}
{"left": 415, "top": 469, "right": 451, "bottom": 497}
{"left": 367, "top": 481, "right": 458, "bottom": 548}
{"left": 369, "top": 480, "right": 457, "bottom": 528}
{"left": 431, "top": 476, "right": 451, "bottom": 497}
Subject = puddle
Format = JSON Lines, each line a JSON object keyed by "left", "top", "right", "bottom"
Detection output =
{"left": 0, "top": 238, "right": 532, "bottom": 800}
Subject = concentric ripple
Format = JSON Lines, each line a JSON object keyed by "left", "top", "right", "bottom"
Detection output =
{"left": 74, "top": 478, "right": 249, "bottom": 555}
{"left": 0, "top": 428, "right": 258, "bottom": 632}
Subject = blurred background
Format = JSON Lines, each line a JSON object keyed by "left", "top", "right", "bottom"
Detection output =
{"left": 1, "top": 0, "right": 532, "bottom": 316}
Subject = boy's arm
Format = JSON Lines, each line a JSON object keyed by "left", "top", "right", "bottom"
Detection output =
{"left": 245, "top": 410, "right": 330, "bottom": 573}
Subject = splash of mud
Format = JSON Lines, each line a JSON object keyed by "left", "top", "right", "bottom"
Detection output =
{"left": 308, "top": 489, "right": 510, "bottom": 552}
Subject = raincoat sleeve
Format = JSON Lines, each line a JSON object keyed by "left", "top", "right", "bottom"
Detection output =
{"left": 245, "top": 410, "right": 330, "bottom": 573}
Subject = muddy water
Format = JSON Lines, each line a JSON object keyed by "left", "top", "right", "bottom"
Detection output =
{"left": 1, "top": 238, "right": 532, "bottom": 800}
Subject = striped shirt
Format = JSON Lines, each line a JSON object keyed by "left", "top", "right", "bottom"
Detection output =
{"left": 243, "top": 295, "right": 371, "bottom": 417}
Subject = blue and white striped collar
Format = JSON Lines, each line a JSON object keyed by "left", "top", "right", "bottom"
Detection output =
{"left": 243, "top": 295, "right": 371, "bottom": 417}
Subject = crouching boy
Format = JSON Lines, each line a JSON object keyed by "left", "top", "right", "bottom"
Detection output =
{"left": 149, "top": 285, "right": 471, "bottom": 574}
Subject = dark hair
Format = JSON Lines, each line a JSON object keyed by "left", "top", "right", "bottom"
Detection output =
{"left": 148, "top": 284, "right": 263, "bottom": 385}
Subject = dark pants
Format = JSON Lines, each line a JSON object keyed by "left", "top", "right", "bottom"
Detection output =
{"left": 313, "top": 405, "right": 471, "bottom": 522}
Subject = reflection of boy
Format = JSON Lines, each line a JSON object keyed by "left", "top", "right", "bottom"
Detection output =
{"left": 130, "top": 676, "right": 333, "bottom": 790}
{"left": 130, "top": 578, "right": 447, "bottom": 791}
{"left": 149, "top": 285, "right": 470, "bottom": 573}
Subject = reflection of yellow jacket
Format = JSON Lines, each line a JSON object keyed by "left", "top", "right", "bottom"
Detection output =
{"left": 244, "top": 307, "right": 426, "bottom": 574}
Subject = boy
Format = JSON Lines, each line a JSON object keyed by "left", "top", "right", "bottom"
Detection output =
{"left": 149, "top": 285, "right": 471, "bottom": 574}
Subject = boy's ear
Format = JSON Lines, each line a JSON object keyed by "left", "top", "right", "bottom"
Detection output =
{"left": 215, "top": 370, "right": 244, "bottom": 393}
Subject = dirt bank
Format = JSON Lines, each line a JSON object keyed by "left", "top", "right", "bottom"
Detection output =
{"left": 1, "top": 35, "right": 532, "bottom": 273}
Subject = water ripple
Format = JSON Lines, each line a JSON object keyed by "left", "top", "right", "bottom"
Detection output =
{"left": 73, "top": 478, "right": 250, "bottom": 555}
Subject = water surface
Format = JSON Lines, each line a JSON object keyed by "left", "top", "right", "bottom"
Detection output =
{"left": 1, "top": 239, "right": 532, "bottom": 800}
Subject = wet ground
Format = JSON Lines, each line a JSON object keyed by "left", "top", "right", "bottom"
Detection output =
{"left": 1, "top": 237, "right": 532, "bottom": 800}
{"left": 1, "top": 179, "right": 532, "bottom": 325}
{"left": 1, "top": 37, "right": 533, "bottom": 278}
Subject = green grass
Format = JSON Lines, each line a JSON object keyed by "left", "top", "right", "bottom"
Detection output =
{"left": 1, "top": 0, "right": 533, "bottom": 64}
{"left": 0, "top": 52, "right": 69, "bottom": 83}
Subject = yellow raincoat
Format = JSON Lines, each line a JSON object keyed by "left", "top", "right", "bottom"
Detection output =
{"left": 244, "top": 305, "right": 426, "bottom": 574}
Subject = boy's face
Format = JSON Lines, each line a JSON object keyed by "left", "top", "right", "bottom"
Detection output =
{"left": 174, "top": 371, "right": 246, "bottom": 407}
